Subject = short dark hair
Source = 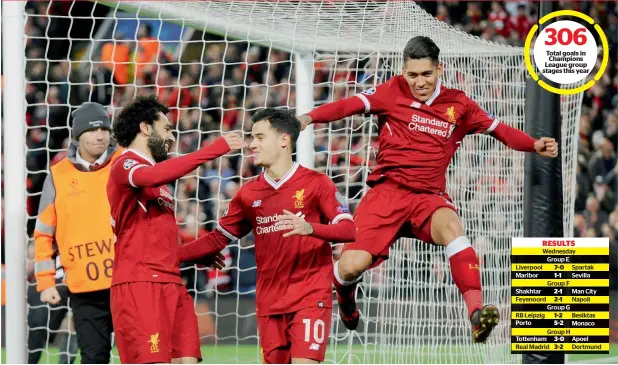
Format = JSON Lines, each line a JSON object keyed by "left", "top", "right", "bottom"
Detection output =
{"left": 252, "top": 108, "right": 300, "bottom": 146}
{"left": 113, "top": 95, "right": 169, "bottom": 147}
{"left": 403, "top": 36, "right": 440, "bottom": 64}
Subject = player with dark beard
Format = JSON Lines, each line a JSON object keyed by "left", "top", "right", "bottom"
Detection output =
{"left": 107, "top": 95, "right": 245, "bottom": 364}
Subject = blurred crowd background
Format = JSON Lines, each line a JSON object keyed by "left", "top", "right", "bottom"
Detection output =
{"left": 1, "top": 0, "right": 617, "bottom": 354}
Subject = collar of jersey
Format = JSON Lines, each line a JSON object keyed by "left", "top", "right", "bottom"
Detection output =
{"left": 263, "top": 162, "right": 299, "bottom": 190}
{"left": 125, "top": 148, "right": 156, "bottom": 166}
{"left": 425, "top": 78, "right": 442, "bottom": 105}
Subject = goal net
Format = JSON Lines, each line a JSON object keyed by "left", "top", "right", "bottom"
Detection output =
{"left": 18, "top": 1, "right": 583, "bottom": 363}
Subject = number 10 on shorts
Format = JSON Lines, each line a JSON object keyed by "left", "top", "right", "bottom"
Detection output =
{"left": 303, "top": 318, "right": 325, "bottom": 344}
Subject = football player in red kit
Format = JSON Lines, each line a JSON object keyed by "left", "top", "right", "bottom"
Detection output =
{"left": 107, "top": 95, "right": 245, "bottom": 363}
{"left": 177, "top": 108, "right": 356, "bottom": 363}
{"left": 298, "top": 36, "right": 559, "bottom": 343}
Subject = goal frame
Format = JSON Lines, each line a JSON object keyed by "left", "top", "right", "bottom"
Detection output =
{"left": 3, "top": 1, "right": 29, "bottom": 363}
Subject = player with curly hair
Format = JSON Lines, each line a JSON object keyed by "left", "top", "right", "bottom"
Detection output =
{"left": 106, "top": 95, "right": 245, "bottom": 363}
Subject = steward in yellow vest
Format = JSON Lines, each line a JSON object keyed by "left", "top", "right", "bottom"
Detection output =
{"left": 34, "top": 102, "right": 120, "bottom": 364}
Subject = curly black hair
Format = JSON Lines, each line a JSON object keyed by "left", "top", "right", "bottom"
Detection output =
{"left": 112, "top": 95, "right": 170, "bottom": 147}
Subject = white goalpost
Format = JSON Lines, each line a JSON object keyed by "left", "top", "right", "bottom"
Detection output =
{"left": 3, "top": 1, "right": 29, "bottom": 363}
{"left": 2, "top": 1, "right": 586, "bottom": 364}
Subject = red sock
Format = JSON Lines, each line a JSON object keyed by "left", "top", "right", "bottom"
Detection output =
{"left": 447, "top": 240, "right": 483, "bottom": 319}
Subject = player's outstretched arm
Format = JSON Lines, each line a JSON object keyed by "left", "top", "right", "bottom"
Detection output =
{"left": 299, "top": 83, "right": 392, "bottom": 130}
{"left": 299, "top": 96, "right": 368, "bottom": 130}
{"left": 490, "top": 123, "right": 558, "bottom": 158}
{"left": 178, "top": 229, "right": 231, "bottom": 263}
{"left": 465, "top": 98, "right": 558, "bottom": 158}
{"left": 129, "top": 133, "right": 246, "bottom": 188}
{"left": 179, "top": 191, "right": 252, "bottom": 264}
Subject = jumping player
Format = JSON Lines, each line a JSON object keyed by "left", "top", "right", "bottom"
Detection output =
{"left": 298, "top": 36, "right": 559, "bottom": 343}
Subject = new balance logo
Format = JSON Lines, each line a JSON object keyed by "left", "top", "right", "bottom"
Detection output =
{"left": 411, "top": 101, "right": 421, "bottom": 108}
{"left": 309, "top": 343, "right": 320, "bottom": 351}
{"left": 252, "top": 200, "right": 262, "bottom": 208}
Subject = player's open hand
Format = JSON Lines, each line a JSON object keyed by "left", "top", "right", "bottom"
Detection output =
{"left": 534, "top": 137, "right": 558, "bottom": 158}
{"left": 40, "top": 286, "right": 61, "bottom": 305}
{"left": 222, "top": 132, "right": 247, "bottom": 151}
{"left": 275, "top": 209, "right": 314, "bottom": 237}
{"left": 298, "top": 115, "right": 312, "bottom": 131}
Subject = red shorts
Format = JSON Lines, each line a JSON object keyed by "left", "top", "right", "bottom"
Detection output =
{"left": 258, "top": 306, "right": 332, "bottom": 363}
{"left": 344, "top": 179, "right": 458, "bottom": 268}
{"left": 110, "top": 282, "right": 201, "bottom": 364}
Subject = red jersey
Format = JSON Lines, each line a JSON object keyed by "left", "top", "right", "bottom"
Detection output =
{"left": 107, "top": 149, "right": 182, "bottom": 285}
{"left": 217, "top": 163, "right": 353, "bottom": 316}
{"left": 354, "top": 75, "right": 499, "bottom": 194}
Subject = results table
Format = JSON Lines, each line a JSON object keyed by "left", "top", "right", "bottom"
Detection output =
{"left": 511, "top": 237, "right": 610, "bottom": 354}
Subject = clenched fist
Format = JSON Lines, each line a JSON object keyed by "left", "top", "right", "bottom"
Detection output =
{"left": 40, "top": 286, "right": 61, "bottom": 305}
{"left": 534, "top": 137, "right": 558, "bottom": 158}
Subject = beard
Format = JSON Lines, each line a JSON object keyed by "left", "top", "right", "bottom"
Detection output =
{"left": 147, "top": 131, "right": 168, "bottom": 162}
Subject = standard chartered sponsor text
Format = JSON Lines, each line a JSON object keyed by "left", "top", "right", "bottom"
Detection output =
{"left": 408, "top": 114, "right": 454, "bottom": 138}
{"left": 255, "top": 214, "right": 291, "bottom": 235}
